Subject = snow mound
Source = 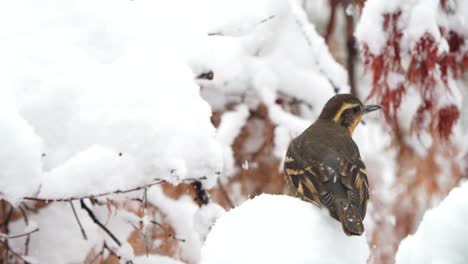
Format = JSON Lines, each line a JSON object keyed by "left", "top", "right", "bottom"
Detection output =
{"left": 201, "top": 194, "right": 369, "bottom": 264}
{"left": 0, "top": 0, "right": 224, "bottom": 202}
{"left": 396, "top": 182, "right": 468, "bottom": 264}
{"left": 0, "top": 91, "right": 42, "bottom": 204}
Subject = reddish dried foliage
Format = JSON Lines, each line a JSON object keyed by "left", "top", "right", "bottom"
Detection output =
{"left": 363, "top": 11, "right": 463, "bottom": 140}
{"left": 438, "top": 105, "right": 460, "bottom": 139}
{"left": 362, "top": 8, "right": 464, "bottom": 264}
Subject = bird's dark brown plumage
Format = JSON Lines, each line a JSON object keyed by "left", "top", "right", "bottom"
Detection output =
{"left": 284, "top": 94, "right": 380, "bottom": 236}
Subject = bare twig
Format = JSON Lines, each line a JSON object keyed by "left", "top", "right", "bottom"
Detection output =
{"left": 24, "top": 179, "right": 165, "bottom": 202}
{"left": 0, "top": 228, "right": 39, "bottom": 240}
{"left": 143, "top": 188, "right": 148, "bottom": 210}
{"left": 18, "top": 205, "right": 29, "bottom": 226}
{"left": 217, "top": 178, "right": 234, "bottom": 208}
{"left": 80, "top": 199, "right": 121, "bottom": 247}
{"left": 24, "top": 234, "right": 31, "bottom": 256}
{"left": 24, "top": 177, "right": 207, "bottom": 203}
{"left": 70, "top": 201, "right": 87, "bottom": 240}
{"left": 150, "top": 220, "right": 185, "bottom": 242}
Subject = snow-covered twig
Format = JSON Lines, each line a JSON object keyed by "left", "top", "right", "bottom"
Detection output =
{"left": 289, "top": 0, "right": 349, "bottom": 94}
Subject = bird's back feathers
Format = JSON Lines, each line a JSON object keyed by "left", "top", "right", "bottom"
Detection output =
{"left": 284, "top": 119, "right": 369, "bottom": 236}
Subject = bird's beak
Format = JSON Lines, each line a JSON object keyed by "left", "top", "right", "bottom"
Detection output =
{"left": 363, "top": 105, "right": 381, "bottom": 114}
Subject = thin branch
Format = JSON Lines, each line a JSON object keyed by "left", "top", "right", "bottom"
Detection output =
{"left": 24, "top": 179, "right": 165, "bottom": 202}
{"left": 143, "top": 188, "right": 148, "bottom": 210}
{"left": 24, "top": 234, "right": 31, "bottom": 256}
{"left": 18, "top": 205, "right": 29, "bottom": 226}
{"left": 0, "top": 228, "right": 39, "bottom": 240}
{"left": 80, "top": 199, "right": 121, "bottom": 247}
{"left": 150, "top": 220, "right": 185, "bottom": 242}
{"left": 217, "top": 178, "right": 234, "bottom": 208}
{"left": 70, "top": 201, "right": 87, "bottom": 240}
{"left": 23, "top": 177, "right": 207, "bottom": 202}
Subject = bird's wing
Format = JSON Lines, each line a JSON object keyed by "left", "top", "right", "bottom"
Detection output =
{"left": 284, "top": 156, "right": 325, "bottom": 207}
{"left": 284, "top": 151, "right": 369, "bottom": 219}
{"left": 336, "top": 155, "right": 369, "bottom": 218}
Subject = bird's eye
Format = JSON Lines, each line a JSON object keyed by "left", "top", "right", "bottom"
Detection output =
{"left": 352, "top": 106, "right": 361, "bottom": 114}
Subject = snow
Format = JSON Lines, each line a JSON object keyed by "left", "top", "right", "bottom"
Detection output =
{"left": 0, "top": 91, "right": 42, "bottom": 204}
{"left": 0, "top": 0, "right": 224, "bottom": 203}
{"left": 216, "top": 105, "right": 250, "bottom": 177}
{"left": 38, "top": 145, "right": 142, "bottom": 199}
{"left": 117, "top": 242, "right": 135, "bottom": 263}
{"left": 194, "top": 203, "right": 226, "bottom": 241}
{"left": 147, "top": 186, "right": 202, "bottom": 263}
{"left": 395, "top": 182, "right": 468, "bottom": 264}
{"left": 9, "top": 203, "right": 101, "bottom": 264}
{"left": 201, "top": 194, "right": 369, "bottom": 264}
{"left": 9, "top": 201, "right": 136, "bottom": 263}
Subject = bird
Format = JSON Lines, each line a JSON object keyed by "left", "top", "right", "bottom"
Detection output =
{"left": 284, "top": 94, "right": 381, "bottom": 236}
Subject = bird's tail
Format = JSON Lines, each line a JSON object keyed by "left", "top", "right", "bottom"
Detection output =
{"left": 335, "top": 199, "right": 364, "bottom": 236}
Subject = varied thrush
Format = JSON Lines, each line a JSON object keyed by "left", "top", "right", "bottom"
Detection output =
{"left": 284, "top": 94, "right": 381, "bottom": 236}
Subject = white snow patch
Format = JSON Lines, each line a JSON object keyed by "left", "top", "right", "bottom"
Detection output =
{"left": 396, "top": 182, "right": 468, "bottom": 264}
{"left": 9, "top": 203, "right": 100, "bottom": 264}
{"left": 201, "top": 194, "right": 369, "bottom": 264}
{"left": 194, "top": 203, "right": 226, "bottom": 241}
{"left": 39, "top": 145, "right": 141, "bottom": 199}
{"left": 0, "top": 91, "right": 42, "bottom": 204}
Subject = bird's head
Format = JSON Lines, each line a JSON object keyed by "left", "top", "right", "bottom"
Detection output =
{"left": 318, "top": 94, "right": 381, "bottom": 134}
